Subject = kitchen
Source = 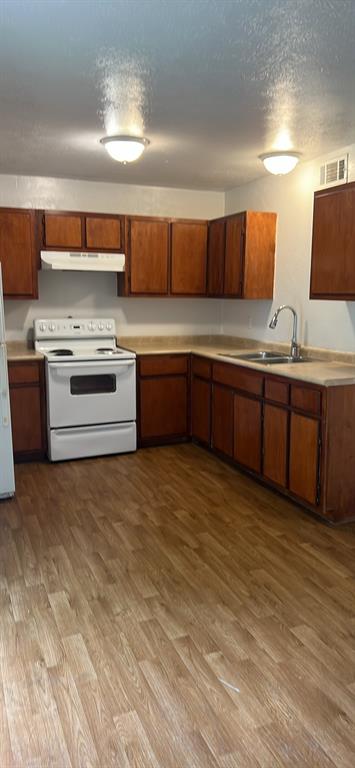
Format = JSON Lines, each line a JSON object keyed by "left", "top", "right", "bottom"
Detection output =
{"left": 1, "top": 1, "right": 355, "bottom": 766}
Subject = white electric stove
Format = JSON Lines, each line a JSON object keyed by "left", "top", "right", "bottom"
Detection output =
{"left": 34, "top": 317, "right": 136, "bottom": 462}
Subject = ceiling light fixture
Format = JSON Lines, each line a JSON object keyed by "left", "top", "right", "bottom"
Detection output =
{"left": 259, "top": 151, "right": 301, "bottom": 176}
{"left": 100, "top": 135, "right": 150, "bottom": 163}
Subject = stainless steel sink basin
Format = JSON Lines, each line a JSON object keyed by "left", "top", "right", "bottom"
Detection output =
{"left": 219, "top": 350, "right": 285, "bottom": 361}
{"left": 219, "top": 351, "right": 315, "bottom": 365}
{"left": 257, "top": 356, "right": 315, "bottom": 365}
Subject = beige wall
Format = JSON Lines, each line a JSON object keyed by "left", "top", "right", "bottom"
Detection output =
{"left": 223, "top": 145, "right": 355, "bottom": 352}
{"left": 2, "top": 174, "right": 224, "bottom": 341}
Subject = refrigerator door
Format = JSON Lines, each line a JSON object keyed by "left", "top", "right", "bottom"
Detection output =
{"left": 0, "top": 346, "right": 15, "bottom": 498}
{"left": 0, "top": 264, "right": 5, "bottom": 343}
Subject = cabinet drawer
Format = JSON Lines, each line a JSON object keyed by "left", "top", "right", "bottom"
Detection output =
{"left": 139, "top": 354, "right": 188, "bottom": 377}
{"left": 191, "top": 356, "right": 211, "bottom": 380}
{"left": 8, "top": 362, "right": 41, "bottom": 386}
{"left": 212, "top": 362, "right": 263, "bottom": 395}
{"left": 290, "top": 384, "right": 322, "bottom": 416}
{"left": 264, "top": 378, "right": 289, "bottom": 405}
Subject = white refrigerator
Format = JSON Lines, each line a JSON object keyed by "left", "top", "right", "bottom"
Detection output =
{"left": 0, "top": 264, "right": 15, "bottom": 499}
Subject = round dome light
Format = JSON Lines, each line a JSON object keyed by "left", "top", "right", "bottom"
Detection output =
{"left": 259, "top": 151, "right": 301, "bottom": 175}
{"left": 100, "top": 135, "right": 150, "bottom": 163}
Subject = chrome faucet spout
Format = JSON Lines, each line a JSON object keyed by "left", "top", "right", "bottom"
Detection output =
{"left": 268, "top": 305, "right": 300, "bottom": 360}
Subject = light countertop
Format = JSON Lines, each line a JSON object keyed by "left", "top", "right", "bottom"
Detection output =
{"left": 119, "top": 336, "right": 355, "bottom": 387}
{"left": 6, "top": 341, "right": 44, "bottom": 362}
{"left": 6, "top": 335, "right": 355, "bottom": 387}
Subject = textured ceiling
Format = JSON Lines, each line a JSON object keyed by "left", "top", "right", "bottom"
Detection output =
{"left": 0, "top": 0, "right": 354, "bottom": 189}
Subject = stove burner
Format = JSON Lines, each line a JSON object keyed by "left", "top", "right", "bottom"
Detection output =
{"left": 96, "top": 347, "right": 117, "bottom": 355}
{"left": 50, "top": 349, "right": 74, "bottom": 356}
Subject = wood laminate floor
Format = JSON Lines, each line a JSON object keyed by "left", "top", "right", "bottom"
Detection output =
{"left": 1, "top": 444, "right": 355, "bottom": 767}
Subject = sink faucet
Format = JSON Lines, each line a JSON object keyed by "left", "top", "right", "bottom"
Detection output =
{"left": 269, "top": 305, "right": 300, "bottom": 360}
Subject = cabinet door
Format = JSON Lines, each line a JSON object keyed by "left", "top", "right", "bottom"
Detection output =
{"left": 10, "top": 386, "right": 43, "bottom": 456}
{"left": 129, "top": 219, "right": 169, "bottom": 295}
{"left": 263, "top": 404, "right": 288, "bottom": 487}
{"left": 171, "top": 222, "right": 207, "bottom": 294}
{"left": 139, "top": 376, "right": 187, "bottom": 440}
{"left": 310, "top": 184, "right": 355, "bottom": 297}
{"left": 212, "top": 383, "right": 233, "bottom": 457}
{"left": 207, "top": 219, "right": 225, "bottom": 296}
{"left": 0, "top": 209, "right": 38, "bottom": 298}
{"left": 191, "top": 376, "right": 211, "bottom": 445}
{"left": 289, "top": 413, "right": 320, "bottom": 505}
{"left": 85, "top": 216, "right": 122, "bottom": 250}
{"left": 224, "top": 214, "right": 243, "bottom": 296}
{"left": 43, "top": 213, "right": 83, "bottom": 248}
{"left": 234, "top": 393, "right": 261, "bottom": 473}
{"left": 243, "top": 211, "right": 276, "bottom": 299}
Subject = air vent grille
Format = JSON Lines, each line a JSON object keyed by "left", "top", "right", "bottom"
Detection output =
{"left": 320, "top": 156, "right": 348, "bottom": 186}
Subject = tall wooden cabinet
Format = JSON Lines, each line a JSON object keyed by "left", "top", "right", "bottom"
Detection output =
{"left": 207, "top": 211, "right": 277, "bottom": 298}
{"left": 0, "top": 208, "right": 38, "bottom": 298}
{"left": 310, "top": 180, "right": 355, "bottom": 299}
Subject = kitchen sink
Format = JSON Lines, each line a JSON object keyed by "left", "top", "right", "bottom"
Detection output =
{"left": 256, "top": 356, "right": 315, "bottom": 365}
{"left": 219, "top": 351, "right": 315, "bottom": 365}
{"left": 219, "top": 350, "right": 285, "bottom": 361}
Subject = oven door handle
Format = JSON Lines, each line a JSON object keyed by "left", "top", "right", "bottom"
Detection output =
{"left": 48, "top": 360, "right": 135, "bottom": 370}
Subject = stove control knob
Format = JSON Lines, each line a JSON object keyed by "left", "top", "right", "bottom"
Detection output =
{"left": 106, "top": 322, "right": 113, "bottom": 331}
{"left": 98, "top": 323, "right": 105, "bottom": 331}
{"left": 48, "top": 323, "right": 56, "bottom": 332}
{"left": 39, "top": 322, "right": 47, "bottom": 332}
{"left": 88, "top": 321, "right": 96, "bottom": 331}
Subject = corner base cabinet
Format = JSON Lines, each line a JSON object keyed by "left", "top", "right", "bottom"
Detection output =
{"left": 8, "top": 360, "right": 47, "bottom": 461}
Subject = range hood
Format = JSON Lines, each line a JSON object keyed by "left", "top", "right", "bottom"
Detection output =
{"left": 41, "top": 251, "right": 125, "bottom": 272}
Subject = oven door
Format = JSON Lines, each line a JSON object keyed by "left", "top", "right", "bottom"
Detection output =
{"left": 47, "top": 359, "right": 136, "bottom": 428}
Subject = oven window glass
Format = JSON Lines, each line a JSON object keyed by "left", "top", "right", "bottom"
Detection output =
{"left": 70, "top": 374, "right": 116, "bottom": 395}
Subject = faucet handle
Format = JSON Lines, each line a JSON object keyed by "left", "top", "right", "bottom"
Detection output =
{"left": 291, "top": 341, "right": 301, "bottom": 360}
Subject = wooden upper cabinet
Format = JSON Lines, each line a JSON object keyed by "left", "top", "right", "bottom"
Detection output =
{"left": 310, "top": 182, "right": 355, "bottom": 298}
{"left": 43, "top": 212, "right": 83, "bottom": 249}
{"left": 243, "top": 211, "right": 276, "bottom": 299}
{"left": 207, "top": 219, "right": 225, "bottom": 296}
{"left": 171, "top": 221, "right": 207, "bottom": 295}
{"left": 85, "top": 215, "right": 123, "bottom": 251}
{"left": 207, "top": 210, "right": 276, "bottom": 299}
{"left": 0, "top": 208, "right": 38, "bottom": 299}
{"left": 224, "top": 214, "right": 243, "bottom": 296}
{"left": 129, "top": 218, "right": 169, "bottom": 295}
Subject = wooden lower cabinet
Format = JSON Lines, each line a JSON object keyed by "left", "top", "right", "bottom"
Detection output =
{"left": 191, "top": 376, "right": 211, "bottom": 446}
{"left": 138, "top": 355, "right": 189, "bottom": 445}
{"left": 8, "top": 361, "right": 46, "bottom": 461}
{"left": 234, "top": 393, "right": 261, "bottom": 473}
{"left": 211, "top": 384, "right": 233, "bottom": 457}
{"left": 263, "top": 404, "right": 288, "bottom": 488}
{"left": 139, "top": 377, "right": 188, "bottom": 443}
{"left": 289, "top": 413, "right": 320, "bottom": 506}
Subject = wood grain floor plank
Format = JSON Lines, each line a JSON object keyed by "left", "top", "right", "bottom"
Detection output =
{"left": 0, "top": 444, "right": 354, "bottom": 766}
